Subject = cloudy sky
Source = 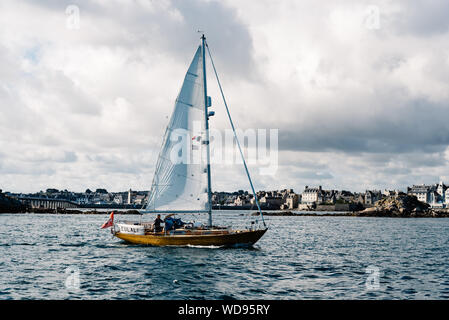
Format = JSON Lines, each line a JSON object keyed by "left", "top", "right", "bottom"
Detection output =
{"left": 1, "top": 0, "right": 449, "bottom": 194}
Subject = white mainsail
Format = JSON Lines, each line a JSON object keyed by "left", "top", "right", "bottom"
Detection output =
{"left": 146, "top": 46, "right": 209, "bottom": 212}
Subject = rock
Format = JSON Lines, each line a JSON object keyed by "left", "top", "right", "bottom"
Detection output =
{"left": 357, "top": 193, "right": 433, "bottom": 217}
{"left": 361, "top": 207, "right": 377, "bottom": 214}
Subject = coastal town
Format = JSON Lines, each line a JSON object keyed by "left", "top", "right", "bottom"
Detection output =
{"left": 2, "top": 181, "right": 449, "bottom": 213}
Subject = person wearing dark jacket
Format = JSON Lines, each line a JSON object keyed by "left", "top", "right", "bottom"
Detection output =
{"left": 153, "top": 214, "right": 164, "bottom": 232}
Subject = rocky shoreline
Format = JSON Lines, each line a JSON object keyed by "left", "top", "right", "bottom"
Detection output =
{"left": 251, "top": 194, "right": 449, "bottom": 218}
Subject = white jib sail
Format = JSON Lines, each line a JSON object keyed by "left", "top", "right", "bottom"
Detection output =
{"left": 146, "top": 46, "right": 209, "bottom": 212}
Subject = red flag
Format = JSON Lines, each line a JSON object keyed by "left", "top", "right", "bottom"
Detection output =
{"left": 101, "top": 211, "right": 114, "bottom": 229}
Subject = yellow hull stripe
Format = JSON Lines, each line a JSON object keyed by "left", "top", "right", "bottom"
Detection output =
{"left": 114, "top": 229, "right": 267, "bottom": 246}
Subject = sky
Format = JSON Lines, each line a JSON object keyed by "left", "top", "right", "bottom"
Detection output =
{"left": 1, "top": 0, "right": 449, "bottom": 194}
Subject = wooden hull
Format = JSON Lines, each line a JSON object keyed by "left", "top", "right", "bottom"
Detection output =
{"left": 114, "top": 228, "right": 267, "bottom": 247}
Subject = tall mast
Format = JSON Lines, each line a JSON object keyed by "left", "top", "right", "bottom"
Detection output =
{"left": 201, "top": 34, "right": 213, "bottom": 227}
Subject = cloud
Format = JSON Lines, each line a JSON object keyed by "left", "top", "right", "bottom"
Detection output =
{"left": 1, "top": 0, "right": 449, "bottom": 194}
{"left": 278, "top": 97, "right": 449, "bottom": 154}
{"left": 389, "top": 0, "right": 449, "bottom": 36}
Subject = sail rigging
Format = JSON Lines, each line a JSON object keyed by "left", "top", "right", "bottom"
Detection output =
{"left": 145, "top": 34, "right": 266, "bottom": 229}
{"left": 111, "top": 35, "right": 268, "bottom": 247}
{"left": 146, "top": 46, "right": 209, "bottom": 213}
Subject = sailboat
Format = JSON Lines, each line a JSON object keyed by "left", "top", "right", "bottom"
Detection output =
{"left": 111, "top": 34, "right": 268, "bottom": 246}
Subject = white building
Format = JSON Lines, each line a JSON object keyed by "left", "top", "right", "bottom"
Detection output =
{"left": 301, "top": 186, "right": 322, "bottom": 204}
{"left": 407, "top": 184, "right": 431, "bottom": 203}
{"left": 407, "top": 182, "right": 448, "bottom": 208}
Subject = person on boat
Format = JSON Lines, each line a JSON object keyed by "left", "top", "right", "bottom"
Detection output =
{"left": 164, "top": 215, "right": 185, "bottom": 231}
{"left": 153, "top": 214, "right": 164, "bottom": 232}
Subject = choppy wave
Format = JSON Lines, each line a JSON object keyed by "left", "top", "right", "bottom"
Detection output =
{"left": 0, "top": 212, "right": 449, "bottom": 299}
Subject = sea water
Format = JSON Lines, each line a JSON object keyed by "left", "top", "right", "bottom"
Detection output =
{"left": 1, "top": 211, "right": 449, "bottom": 299}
